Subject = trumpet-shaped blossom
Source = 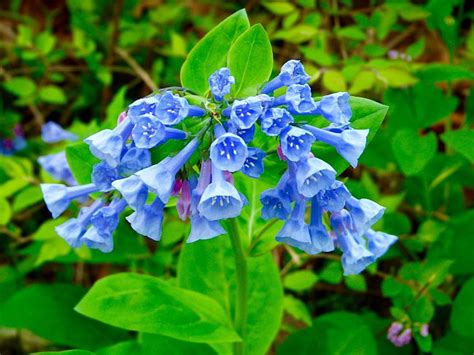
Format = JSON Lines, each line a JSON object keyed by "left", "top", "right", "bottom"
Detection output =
{"left": 302, "top": 124, "right": 369, "bottom": 168}
{"left": 154, "top": 91, "right": 205, "bottom": 126}
{"left": 119, "top": 147, "right": 151, "bottom": 176}
{"left": 128, "top": 96, "right": 160, "bottom": 121}
{"left": 261, "top": 60, "right": 311, "bottom": 94}
{"left": 317, "top": 92, "right": 352, "bottom": 126}
{"left": 41, "top": 122, "right": 78, "bottom": 143}
{"left": 227, "top": 121, "right": 256, "bottom": 144}
{"left": 177, "top": 179, "right": 193, "bottom": 221}
{"left": 345, "top": 196, "right": 385, "bottom": 235}
{"left": 225, "top": 97, "right": 264, "bottom": 129}
{"left": 136, "top": 137, "right": 200, "bottom": 203}
{"left": 210, "top": 125, "right": 248, "bottom": 172}
{"left": 38, "top": 151, "right": 76, "bottom": 186}
{"left": 309, "top": 197, "right": 335, "bottom": 252}
{"left": 41, "top": 183, "right": 99, "bottom": 218}
{"left": 295, "top": 157, "right": 336, "bottom": 198}
{"left": 126, "top": 197, "right": 165, "bottom": 241}
{"left": 366, "top": 229, "right": 397, "bottom": 258}
{"left": 131, "top": 114, "right": 187, "bottom": 149}
{"left": 274, "top": 84, "right": 317, "bottom": 114}
{"left": 260, "top": 172, "right": 294, "bottom": 220}
{"left": 241, "top": 147, "right": 265, "bottom": 178}
{"left": 276, "top": 199, "right": 312, "bottom": 246}
{"left": 187, "top": 214, "right": 227, "bottom": 243}
{"left": 280, "top": 126, "right": 315, "bottom": 162}
{"left": 209, "top": 67, "right": 235, "bottom": 101}
{"left": 317, "top": 181, "right": 351, "bottom": 212}
{"left": 261, "top": 108, "right": 293, "bottom": 136}
{"left": 112, "top": 175, "right": 148, "bottom": 210}
{"left": 92, "top": 161, "right": 119, "bottom": 192}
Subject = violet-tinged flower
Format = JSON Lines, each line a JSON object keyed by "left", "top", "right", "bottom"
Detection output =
{"left": 387, "top": 322, "right": 404, "bottom": 339}
{"left": 330, "top": 210, "right": 374, "bottom": 275}
{"left": 260, "top": 172, "right": 294, "bottom": 220}
{"left": 131, "top": 114, "right": 187, "bottom": 149}
{"left": 276, "top": 199, "right": 312, "bottom": 246}
{"left": 274, "top": 84, "right": 317, "bottom": 114}
{"left": 420, "top": 324, "right": 429, "bottom": 337}
{"left": 391, "top": 328, "right": 412, "bottom": 347}
{"left": 227, "top": 121, "right": 256, "bottom": 144}
{"left": 345, "top": 196, "right": 385, "bottom": 235}
{"left": 241, "top": 147, "right": 265, "bottom": 178}
{"left": 41, "top": 122, "right": 78, "bottom": 143}
{"left": 317, "top": 180, "right": 351, "bottom": 213}
{"left": 154, "top": 91, "right": 205, "bottom": 126}
{"left": 136, "top": 137, "right": 200, "bottom": 203}
{"left": 128, "top": 96, "right": 160, "bottom": 121}
{"left": 41, "top": 183, "right": 99, "bottom": 218}
{"left": 295, "top": 157, "right": 336, "bottom": 198}
{"left": 197, "top": 162, "right": 244, "bottom": 221}
{"left": 365, "top": 229, "right": 397, "bottom": 258}
{"left": 55, "top": 199, "right": 104, "bottom": 248}
{"left": 209, "top": 67, "right": 235, "bottom": 101}
{"left": 112, "top": 175, "right": 148, "bottom": 211}
{"left": 38, "top": 151, "right": 76, "bottom": 186}
{"left": 177, "top": 180, "right": 192, "bottom": 221}
{"left": 191, "top": 160, "right": 212, "bottom": 214}
{"left": 308, "top": 197, "right": 335, "bottom": 252}
{"left": 91, "top": 161, "right": 119, "bottom": 192}
{"left": 302, "top": 124, "right": 369, "bottom": 168}
{"left": 225, "top": 97, "right": 264, "bottom": 129}
{"left": 210, "top": 125, "right": 248, "bottom": 172}
{"left": 84, "top": 119, "right": 133, "bottom": 167}
{"left": 119, "top": 147, "right": 151, "bottom": 175}
{"left": 261, "top": 108, "right": 294, "bottom": 136}
{"left": 126, "top": 197, "right": 165, "bottom": 241}
{"left": 261, "top": 60, "right": 311, "bottom": 94}
{"left": 117, "top": 111, "right": 127, "bottom": 124}
{"left": 317, "top": 92, "right": 352, "bottom": 126}
{"left": 280, "top": 126, "right": 315, "bottom": 162}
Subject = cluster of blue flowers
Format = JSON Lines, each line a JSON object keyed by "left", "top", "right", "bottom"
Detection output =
{"left": 40, "top": 60, "right": 396, "bottom": 274}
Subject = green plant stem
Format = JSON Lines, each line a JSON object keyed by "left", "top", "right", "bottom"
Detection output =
{"left": 228, "top": 218, "right": 248, "bottom": 355}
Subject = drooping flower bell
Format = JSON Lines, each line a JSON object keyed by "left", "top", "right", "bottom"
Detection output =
{"left": 209, "top": 67, "right": 235, "bottom": 102}
{"left": 279, "top": 126, "right": 315, "bottom": 162}
{"left": 38, "top": 151, "right": 76, "bottom": 186}
{"left": 41, "top": 121, "right": 78, "bottom": 143}
{"left": 41, "top": 183, "right": 99, "bottom": 218}
{"left": 209, "top": 124, "right": 248, "bottom": 172}
{"left": 261, "top": 60, "right": 311, "bottom": 94}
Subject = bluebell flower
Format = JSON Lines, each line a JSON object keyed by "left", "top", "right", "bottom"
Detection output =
{"left": 128, "top": 96, "right": 160, "bottom": 121}
{"left": 187, "top": 214, "right": 227, "bottom": 243}
{"left": 345, "top": 196, "right": 385, "bottom": 235}
{"left": 119, "top": 147, "right": 151, "bottom": 175}
{"left": 112, "top": 175, "right": 148, "bottom": 210}
{"left": 41, "top": 122, "right": 78, "bottom": 143}
{"left": 317, "top": 92, "right": 352, "bottom": 126}
{"left": 177, "top": 179, "right": 193, "bottom": 221}
{"left": 280, "top": 126, "right": 315, "bottom": 162}
{"left": 197, "top": 162, "right": 244, "bottom": 221}
{"left": 84, "top": 119, "right": 133, "bottom": 167}
{"left": 210, "top": 125, "right": 248, "bottom": 172}
{"left": 91, "top": 161, "right": 119, "bottom": 192}
{"left": 260, "top": 172, "right": 294, "bottom": 220}
{"left": 308, "top": 197, "right": 335, "bottom": 252}
{"left": 330, "top": 210, "right": 374, "bottom": 275}
{"left": 295, "top": 157, "right": 336, "bottom": 198}
{"left": 261, "top": 108, "right": 294, "bottom": 136}
{"left": 55, "top": 199, "right": 104, "bottom": 248}
{"left": 225, "top": 97, "right": 264, "bottom": 129}
{"left": 317, "top": 180, "right": 351, "bottom": 212}
{"left": 41, "top": 183, "right": 99, "bottom": 218}
{"left": 365, "top": 229, "right": 397, "bottom": 258}
{"left": 261, "top": 60, "right": 311, "bottom": 94}
{"left": 126, "top": 197, "right": 165, "bottom": 241}
{"left": 136, "top": 137, "right": 200, "bottom": 203}
{"left": 302, "top": 124, "right": 369, "bottom": 168}
{"left": 274, "top": 84, "right": 317, "bottom": 114}
{"left": 154, "top": 91, "right": 205, "bottom": 126}
{"left": 131, "top": 114, "right": 187, "bottom": 149}
{"left": 226, "top": 121, "right": 256, "bottom": 144}
{"left": 241, "top": 147, "right": 265, "bottom": 178}
{"left": 209, "top": 67, "right": 235, "bottom": 102}
{"left": 38, "top": 151, "right": 76, "bottom": 186}
{"left": 276, "top": 199, "right": 312, "bottom": 247}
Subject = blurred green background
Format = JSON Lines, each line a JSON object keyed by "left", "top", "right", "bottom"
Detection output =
{"left": 0, "top": 0, "right": 473, "bottom": 354}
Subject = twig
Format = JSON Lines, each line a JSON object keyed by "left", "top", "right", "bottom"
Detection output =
{"left": 115, "top": 47, "right": 158, "bottom": 91}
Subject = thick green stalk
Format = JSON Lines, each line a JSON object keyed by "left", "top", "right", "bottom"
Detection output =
{"left": 228, "top": 218, "right": 248, "bottom": 355}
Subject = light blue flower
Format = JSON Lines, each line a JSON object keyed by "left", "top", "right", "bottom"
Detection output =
{"left": 241, "top": 147, "right": 265, "bottom": 178}
{"left": 261, "top": 60, "right": 311, "bottom": 94}
{"left": 227, "top": 121, "right": 256, "bottom": 144}
{"left": 308, "top": 197, "right": 335, "bottom": 252}
{"left": 295, "top": 157, "right": 336, "bottom": 198}
{"left": 280, "top": 126, "right": 315, "bottom": 162}
{"left": 84, "top": 119, "right": 133, "bottom": 167}
{"left": 226, "top": 97, "right": 264, "bottom": 129}
{"left": 210, "top": 125, "right": 248, "bottom": 172}
{"left": 330, "top": 210, "right": 374, "bottom": 275}
{"left": 317, "top": 180, "right": 351, "bottom": 212}
{"left": 187, "top": 214, "right": 226, "bottom": 243}
{"left": 197, "top": 162, "right": 244, "bottom": 221}
{"left": 345, "top": 196, "right": 385, "bottom": 235}
{"left": 302, "top": 124, "right": 369, "bottom": 168}
{"left": 92, "top": 161, "right": 119, "bottom": 192}
{"left": 317, "top": 92, "right": 352, "bottom": 125}
{"left": 41, "top": 122, "right": 78, "bottom": 143}
{"left": 276, "top": 199, "right": 312, "bottom": 247}
{"left": 209, "top": 67, "right": 235, "bottom": 102}
{"left": 112, "top": 175, "right": 148, "bottom": 210}
{"left": 136, "top": 137, "right": 200, "bottom": 203}
{"left": 38, "top": 151, "right": 76, "bottom": 186}
{"left": 128, "top": 96, "right": 160, "bottom": 121}
{"left": 274, "top": 84, "right": 317, "bottom": 114}
{"left": 119, "top": 147, "right": 151, "bottom": 175}
{"left": 365, "top": 229, "right": 397, "bottom": 258}
{"left": 261, "top": 108, "right": 294, "bottom": 136}
{"left": 126, "top": 197, "right": 165, "bottom": 241}
{"left": 154, "top": 91, "right": 205, "bottom": 126}
{"left": 131, "top": 114, "right": 187, "bottom": 149}
{"left": 260, "top": 172, "right": 294, "bottom": 220}
{"left": 41, "top": 183, "right": 99, "bottom": 218}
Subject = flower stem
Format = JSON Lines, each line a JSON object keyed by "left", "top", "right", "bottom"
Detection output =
{"left": 228, "top": 218, "right": 248, "bottom": 355}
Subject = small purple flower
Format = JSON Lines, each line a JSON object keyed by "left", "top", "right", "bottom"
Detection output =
{"left": 261, "top": 108, "right": 294, "bottom": 136}
{"left": 131, "top": 114, "right": 187, "bottom": 149}
{"left": 420, "top": 324, "right": 429, "bottom": 337}
{"left": 177, "top": 180, "right": 192, "bottom": 221}
{"left": 38, "top": 151, "right": 76, "bottom": 186}
{"left": 210, "top": 125, "right": 248, "bottom": 172}
{"left": 126, "top": 197, "right": 165, "bottom": 241}
{"left": 41, "top": 122, "right": 78, "bottom": 143}
{"left": 280, "top": 126, "right": 315, "bottom": 162}
{"left": 41, "top": 183, "right": 99, "bottom": 218}
{"left": 91, "top": 161, "right": 119, "bottom": 192}
{"left": 119, "top": 147, "right": 152, "bottom": 175}
{"left": 226, "top": 97, "right": 264, "bottom": 129}
{"left": 112, "top": 175, "right": 148, "bottom": 211}
{"left": 209, "top": 67, "right": 235, "bottom": 102}
{"left": 241, "top": 147, "right": 265, "bottom": 178}
{"left": 154, "top": 91, "right": 205, "bottom": 126}
{"left": 276, "top": 199, "right": 312, "bottom": 247}
{"left": 294, "top": 157, "right": 336, "bottom": 198}
{"left": 274, "top": 84, "right": 317, "bottom": 114}
{"left": 261, "top": 60, "right": 311, "bottom": 94}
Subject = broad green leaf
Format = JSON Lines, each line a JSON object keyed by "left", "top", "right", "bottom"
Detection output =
{"left": 0, "top": 197, "right": 11, "bottom": 225}
{"left": 3, "top": 77, "right": 36, "bottom": 97}
{"left": 0, "top": 284, "right": 128, "bottom": 350}
{"left": 349, "top": 71, "right": 376, "bottom": 94}
{"left": 284, "top": 295, "right": 312, "bottom": 326}
{"left": 228, "top": 24, "right": 273, "bottom": 97}
{"left": 283, "top": 270, "right": 318, "bottom": 292}
{"left": 450, "top": 278, "right": 474, "bottom": 339}
{"left": 178, "top": 236, "right": 283, "bottom": 355}
{"left": 378, "top": 68, "right": 418, "bottom": 88}
{"left": 322, "top": 70, "right": 347, "bottom": 92}
{"left": 66, "top": 142, "right": 100, "bottom": 184}
{"left": 12, "top": 185, "right": 43, "bottom": 212}
{"left": 272, "top": 25, "right": 318, "bottom": 43}
{"left": 336, "top": 26, "right": 366, "bottom": 41}
{"left": 441, "top": 130, "right": 474, "bottom": 163}
{"left": 345, "top": 274, "right": 368, "bottom": 292}
{"left": 181, "top": 10, "right": 250, "bottom": 96}
{"left": 0, "top": 179, "right": 29, "bottom": 198}
{"left": 262, "top": 1, "right": 296, "bottom": 15}
{"left": 38, "top": 85, "right": 67, "bottom": 104}
{"left": 278, "top": 312, "right": 377, "bottom": 354}
{"left": 35, "top": 31, "right": 56, "bottom": 55}
{"left": 319, "top": 261, "right": 343, "bottom": 284}
{"left": 103, "top": 86, "right": 127, "bottom": 129}
{"left": 416, "top": 64, "right": 474, "bottom": 83}
{"left": 75, "top": 273, "right": 240, "bottom": 344}
{"left": 391, "top": 130, "right": 437, "bottom": 175}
